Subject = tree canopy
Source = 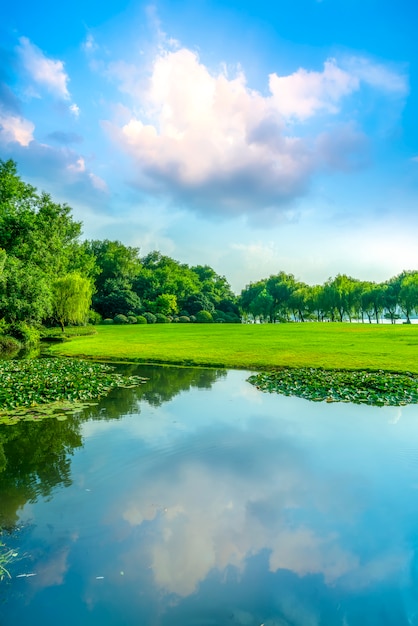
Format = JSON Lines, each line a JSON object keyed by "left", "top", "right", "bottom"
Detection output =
{"left": 0, "top": 160, "right": 417, "bottom": 336}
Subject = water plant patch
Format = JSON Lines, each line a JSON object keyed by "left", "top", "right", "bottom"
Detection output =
{"left": 0, "top": 358, "right": 147, "bottom": 424}
{"left": 248, "top": 368, "right": 418, "bottom": 406}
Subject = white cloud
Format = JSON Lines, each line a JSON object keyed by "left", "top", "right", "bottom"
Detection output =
{"left": 345, "top": 56, "right": 408, "bottom": 95}
{"left": 89, "top": 172, "right": 108, "bottom": 192}
{"left": 105, "top": 47, "right": 407, "bottom": 220}
{"left": 82, "top": 33, "right": 98, "bottom": 54}
{"left": 17, "top": 36, "right": 70, "bottom": 100}
{"left": 0, "top": 113, "right": 34, "bottom": 146}
{"left": 107, "top": 47, "right": 314, "bottom": 215}
{"left": 69, "top": 103, "right": 80, "bottom": 117}
{"left": 67, "top": 156, "right": 86, "bottom": 173}
{"left": 269, "top": 58, "right": 359, "bottom": 120}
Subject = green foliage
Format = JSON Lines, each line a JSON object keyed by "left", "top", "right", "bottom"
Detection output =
{"left": 143, "top": 312, "right": 156, "bottom": 324}
{"left": 127, "top": 315, "right": 137, "bottom": 324}
{"left": 113, "top": 313, "right": 129, "bottom": 324}
{"left": 248, "top": 368, "right": 418, "bottom": 406}
{"left": 0, "top": 335, "right": 21, "bottom": 354}
{"left": 7, "top": 322, "right": 40, "bottom": 346}
{"left": 0, "top": 358, "right": 147, "bottom": 423}
{"left": 136, "top": 315, "right": 147, "bottom": 324}
{"left": 154, "top": 313, "right": 169, "bottom": 323}
{"left": 0, "top": 160, "right": 88, "bottom": 278}
{"left": 184, "top": 293, "right": 215, "bottom": 315}
{"left": 94, "top": 286, "right": 142, "bottom": 319}
{"left": 52, "top": 272, "right": 93, "bottom": 331}
{"left": 154, "top": 293, "right": 178, "bottom": 316}
{"left": 102, "top": 318, "right": 114, "bottom": 325}
{"left": 0, "top": 256, "right": 52, "bottom": 324}
{"left": 178, "top": 315, "right": 190, "bottom": 323}
{"left": 88, "top": 310, "right": 102, "bottom": 325}
{"left": 196, "top": 310, "right": 213, "bottom": 323}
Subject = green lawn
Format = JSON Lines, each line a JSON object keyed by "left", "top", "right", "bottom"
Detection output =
{"left": 46, "top": 322, "right": 418, "bottom": 373}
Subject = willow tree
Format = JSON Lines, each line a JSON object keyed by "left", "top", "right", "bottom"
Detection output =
{"left": 52, "top": 273, "right": 93, "bottom": 331}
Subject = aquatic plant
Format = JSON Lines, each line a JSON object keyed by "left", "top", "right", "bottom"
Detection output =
{"left": 248, "top": 368, "right": 418, "bottom": 406}
{"left": 0, "top": 539, "right": 18, "bottom": 580}
{"left": 0, "top": 358, "right": 147, "bottom": 424}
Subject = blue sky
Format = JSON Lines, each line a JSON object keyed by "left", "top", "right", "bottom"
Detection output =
{"left": 1, "top": 0, "right": 417, "bottom": 292}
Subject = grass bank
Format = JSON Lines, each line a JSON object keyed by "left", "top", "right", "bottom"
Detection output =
{"left": 46, "top": 323, "right": 418, "bottom": 373}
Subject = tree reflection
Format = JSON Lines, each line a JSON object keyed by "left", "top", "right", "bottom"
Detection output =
{"left": 0, "top": 418, "right": 83, "bottom": 529}
{"left": 0, "top": 365, "right": 226, "bottom": 529}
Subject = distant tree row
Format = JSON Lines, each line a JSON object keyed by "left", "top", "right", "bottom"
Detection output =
{"left": 0, "top": 160, "right": 417, "bottom": 341}
{"left": 239, "top": 271, "right": 418, "bottom": 324}
{"left": 0, "top": 160, "right": 240, "bottom": 340}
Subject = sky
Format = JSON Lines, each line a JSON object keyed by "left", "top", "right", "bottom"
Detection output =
{"left": 0, "top": 0, "right": 417, "bottom": 293}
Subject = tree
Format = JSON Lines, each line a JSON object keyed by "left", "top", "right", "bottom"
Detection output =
{"left": 266, "top": 273, "right": 297, "bottom": 321}
{"left": 0, "top": 257, "right": 52, "bottom": 324}
{"left": 383, "top": 275, "right": 402, "bottom": 323}
{"left": 154, "top": 294, "right": 178, "bottom": 316}
{"left": 0, "top": 160, "right": 88, "bottom": 278}
{"left": 52, "top": 273, "right": 93, "bottom": 331}
{"left": 398, "top": 271, "right": 418, "bottom": 323}
{"left": 86, "top": 240, "right": 142, "bottom": 293}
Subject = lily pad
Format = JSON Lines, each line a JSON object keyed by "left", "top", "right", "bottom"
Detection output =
{"left": 248, "top": 368, "right": 418, "bottom": 406}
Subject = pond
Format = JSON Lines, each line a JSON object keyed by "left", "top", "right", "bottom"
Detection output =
{"left": 1, "top": 364, "right": 418, "bottom": 625}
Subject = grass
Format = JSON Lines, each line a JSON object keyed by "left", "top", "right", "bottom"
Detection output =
{"left": 45, "top": 322, "right": 418, "bottom": 374}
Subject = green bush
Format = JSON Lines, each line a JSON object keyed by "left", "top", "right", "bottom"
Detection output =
{"left": 0, "top": 335, "right": 21, "bottom": 354}
{"left": 143, "top": 312, "right": 156, "bottom": 324}
{"left": 8, "top": 322, "right": 40, "bottom": 346}
{"left": 196, "top": 310, "right": 213, "bottom": 323}
{"left": 114, "top": 314, "right": 129, "bottom": 324}
{"left": 155, "top": 313, "right": 169, "bottom": 323}
{"left": 127, "top": 315, "right": 137, "bottom": 324}
{"left": 88, "top": 310, "right": 102, "bottom": 325}
{"left": 190, "top": 315, "right": 196, "bottom": 323}
{"left": 102, "top": 318, "right": 114, "bottom": 325}
{"left": 136, "top": 315, "right": 147, "bottom": 324}
{"left": 224, "top": 313, "right": 241, "bottom": 323}
{"left": 178, "top": 315, "right": 190, "bottom": 323}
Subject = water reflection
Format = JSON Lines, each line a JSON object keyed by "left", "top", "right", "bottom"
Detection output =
{"left": 1, "top": 366, "right": 418, "bottom": 625}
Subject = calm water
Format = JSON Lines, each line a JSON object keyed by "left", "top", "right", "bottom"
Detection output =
{"left": 1, "top": 364, "right": 418, "bottom": 625}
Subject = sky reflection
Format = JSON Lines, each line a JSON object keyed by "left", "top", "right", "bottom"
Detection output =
{"left": 2, "top": 366, "right": 418, "bottom": 625}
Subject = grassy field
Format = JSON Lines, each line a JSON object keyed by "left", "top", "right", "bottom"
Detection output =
{"left": 46, "top": 322, "right": 418, "bottom": 373}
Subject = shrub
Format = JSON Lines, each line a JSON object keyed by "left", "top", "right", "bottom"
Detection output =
{"left": 224, "top": 313, "right": 241, "bottom": 323}
{"left": 8, "top": 322, "right": 40, "bottom": 346}
{"left": 102, "top": 318, "right": 114, "bottom": 325}
{"left": 143, "top": 312, "right": 156, "bottom": 324}
{"left": 127, "top": 315, "right": 137, "bottom": 324}
{"left": 178, "top": 315, "right": 190, "bottom": 323}
{"left": 136, "top": 315, "right": 147, "bottom": 324}
{"left": 114, "top": 314, "right": 129, "bottom": 324}
{"left": 189, "top": 315, "right": 196, "bottom": 323}
{"left": 0, "top": 335, "right": 21, "bottom": 354}
{"left": 155, "top": 313, "right": 169, "bottom": 323}
{"left": 88, "top": 310, "right": 102, "bottom": 325}
{"left": 213, "top": 310, "right": 227, "bottom": 322}
{"left": 195, "top": 310, "right": 213, "bottom": 323}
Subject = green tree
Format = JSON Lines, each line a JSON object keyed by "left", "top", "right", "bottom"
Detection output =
{"left": 398, "top": 271, "right": 418, "bottom": 323}
{"left": 0, "top": 160, "right": 88, "bottom": 278}
{"left": 0, "top": 257, "right": 52, "bottom": 324}
{"left": 154, "top": 293, "right": 178, "bottom": 316}
{"left": 52, "top": 273, "right": 93, "bottom": 331}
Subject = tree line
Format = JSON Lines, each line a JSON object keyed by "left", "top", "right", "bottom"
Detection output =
{"left": 0, "top": 159, "right": 417, "bottom": 345}
{"left": 240, "top": 271, "right": 418, "bottom": 324}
